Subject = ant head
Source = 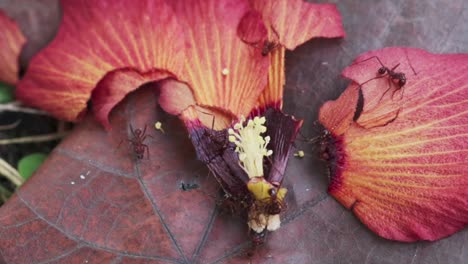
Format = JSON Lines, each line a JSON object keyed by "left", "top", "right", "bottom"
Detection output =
{"left": 378, "top": 67, "right": 387, "bottom": 74}
{"left": 268, "top": 188, "right": 277, "bottom": 197}
{"left": 398, "top": 77, "right": 406, "bottom": 87}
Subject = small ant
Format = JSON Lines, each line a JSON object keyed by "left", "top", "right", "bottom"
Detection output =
{"left": 264, "top": 185, "right": 285, "bottom": 215}
{"left": 356, "top": 56, "right": 408, "bottom": 101}
{"left": 243, "top": 26, "right": 281, "bottom": 57}
{"left": 126, "top": 124, "right": 152, "bottom": 160}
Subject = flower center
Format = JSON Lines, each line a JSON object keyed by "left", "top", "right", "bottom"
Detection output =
{"left": 228, "top": 116, "right": 272, "bottom": 178}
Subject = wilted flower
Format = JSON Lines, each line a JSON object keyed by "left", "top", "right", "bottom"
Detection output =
{"left": 14, "top": 0, "right": 345, "bottom": 239}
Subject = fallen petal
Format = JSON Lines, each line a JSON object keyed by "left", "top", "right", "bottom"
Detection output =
{"left": 0, "top": 10, "right": 26, "bottom": 85}
{"left": 16, "top": 0, "right": 185, "bottom": 122}
{"left": 249, "top": 0, "right": 345, "bottom": 50}
{"left": 320, "top": 47, "right": 468, "bottom": 241}
{"left": 91, "top": 69, "right": 171, "bottom": 130}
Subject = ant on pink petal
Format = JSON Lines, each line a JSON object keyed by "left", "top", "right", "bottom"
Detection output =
{"left": 243, "top": 26, "right": 281, "bottom": 57}
{"left": 356, "top": 56, "right": 410, "bottom": 101}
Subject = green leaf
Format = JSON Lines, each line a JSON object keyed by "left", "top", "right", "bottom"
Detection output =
{"left": 18, "top": 153, "right": 48, "bottom": 181}
{"left": 0, "top": 82, "right": 14, "bottom": 103}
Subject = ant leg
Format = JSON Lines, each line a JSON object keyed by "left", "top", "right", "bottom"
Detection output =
{"left": 377, "top": 78, "right": 393, "bottom": 103}
{"left": 129, "top": 123, "right": 137, "bottom": 138}
{"left": 197, "top": 110, "right": 216, "bottom": 130}
{"left": 405, "top": 49, "right": 418, "bottom": 75}
{"left": 390, "top": 63, "right": 401, "bottom": 72}
{"left": 390, "top": 87, "right": 404, "bottom": 101}
{"left": 241, "top": 38, "right": 262, "bottom": 48}
{"left": 142, "top": 124, "right": 147, "bottom": 137}
{"left": 143, "top": 145, "right": 150, "bottom": 160}
{"left": 351, "top": 56, "right": 385, "bottom": 68}
{"left": 265, "top": 155, "right": 285, "bottom": 184}
{"left": 360, "top": 74, "right": 387, "bottom": 87}
{"left": 140, "top": 134, "right": 154, "bottom": 142}
{"left": 270, "top": 25, "right": 280, "bottom": 41}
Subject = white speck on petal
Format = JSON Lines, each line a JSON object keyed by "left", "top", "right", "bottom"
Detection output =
{"left": 80, "top": 175, "right": 86, "bottom": 180}
{"left": 70, "top": 181, "right": 75, "bottom": 185}
{"left": 222, "top": 68, "right": 229, "bottom": 76}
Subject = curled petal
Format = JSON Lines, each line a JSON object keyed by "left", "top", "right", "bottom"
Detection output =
{"left": 159, "top": 79, "right": 197, "bottom": 116}
{"left": 159, "top": 80, "right": 235, "bottom": 130}
{"left": 320, "top": 47, "right": 468, "bottom": 241}
{"left": 91, "top": 69, "right": 171, "bottom": 130}
{"left": 16, "top": 0, "right": 185, "bottom": 122}
{"left": 0, "top": 10, "right": 26, "bottom": 85}
{"left": 242, "top": 0, "right": 345, "bottom": 110}
{"left": 262, "top": 108, "right": 303, "bottom": 184}
{"left": 249, "top": 0, "right": 345, "bottom": 50}
{"left": 167, "top": 0, "right": 270, "bottom": 118}
{"left": 237, "top": 10, "right": 268, "bottom": 45}
{"left": 319, "top": 83, "right": 360, "bottom": 136}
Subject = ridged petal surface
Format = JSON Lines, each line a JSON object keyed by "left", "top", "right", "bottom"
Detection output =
{"left": 0, "top": 10, "right": 25, "bottom": 85}
{"left": 320, "top": 47, "right": 468, "bottom": 241}
{"left": 16, "top": 0, "right": 185, "bottom": 122}
{"left": 167, "top": 0, "right": 270, "bottom": 117}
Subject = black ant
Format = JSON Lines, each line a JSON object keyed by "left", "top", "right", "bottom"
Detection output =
{"left": 243, "top": 26, "right": 281, "bottom": 57}
{"left": 124, "top": 124, "right": 152, "bottom": 160}
{"left": 356, "top": 56, "right": 408, "bottom": 101}
{"left": 264, "top": 185, "right": 285, "bottom": 215}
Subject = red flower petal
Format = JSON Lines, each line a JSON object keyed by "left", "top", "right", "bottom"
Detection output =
{"left": 237, "top": 1, "right": 345, "bottom": 110}
{"left": 91, "top": 69, "right": 171, "bottom": 130}
{"left": 0, "top": 10, "right": 25, "bottom": 85}
{"left": 249, "top": 0, "right": 345, "bottom": 50}
{"left": 318, "top": 83, "right": 360, "bottom": 136}
{"left": 166, "top": 0, "right": 270, "bottom": 118}
{"left": 237, "top": 10, "right": 268, "bottom": 45}
{"left": 158, "top": 79, "right": 197, "bottom": 116}
{"left": 16, "top": 0, "right": 185, "bottom": 122}
{"left": 320, "top": 47, "right": 468, "bottom": 241}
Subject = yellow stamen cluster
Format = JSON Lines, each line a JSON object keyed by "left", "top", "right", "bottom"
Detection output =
{"left": 228, "top": 116, "right": 273, "bottom": 178}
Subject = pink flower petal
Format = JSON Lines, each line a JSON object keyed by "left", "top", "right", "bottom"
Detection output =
{"left": 16, "top": 0, "right": 185, "bottom": 122}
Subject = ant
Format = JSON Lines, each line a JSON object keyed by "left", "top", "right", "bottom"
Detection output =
{"left": 356, "top": 56, "right": 408, "bottom": 101}
{"left": 123, "top": 124, "right": 152, "bottom": 160}
{"left": 263, "top": 185, "right": 286, "bottom": 215}
{"left": 243, "top": 26, "right": 281, "bottom": 57}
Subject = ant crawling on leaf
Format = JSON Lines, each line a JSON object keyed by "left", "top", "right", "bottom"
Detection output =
{"left": 243, "top": 26, "right": 281, "bottom": 57}
{"left": 356, "top": 56, "right": 414, "bottom": 101}
{"left": 120, "top": 124, "right": 152, "bottom": 160}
